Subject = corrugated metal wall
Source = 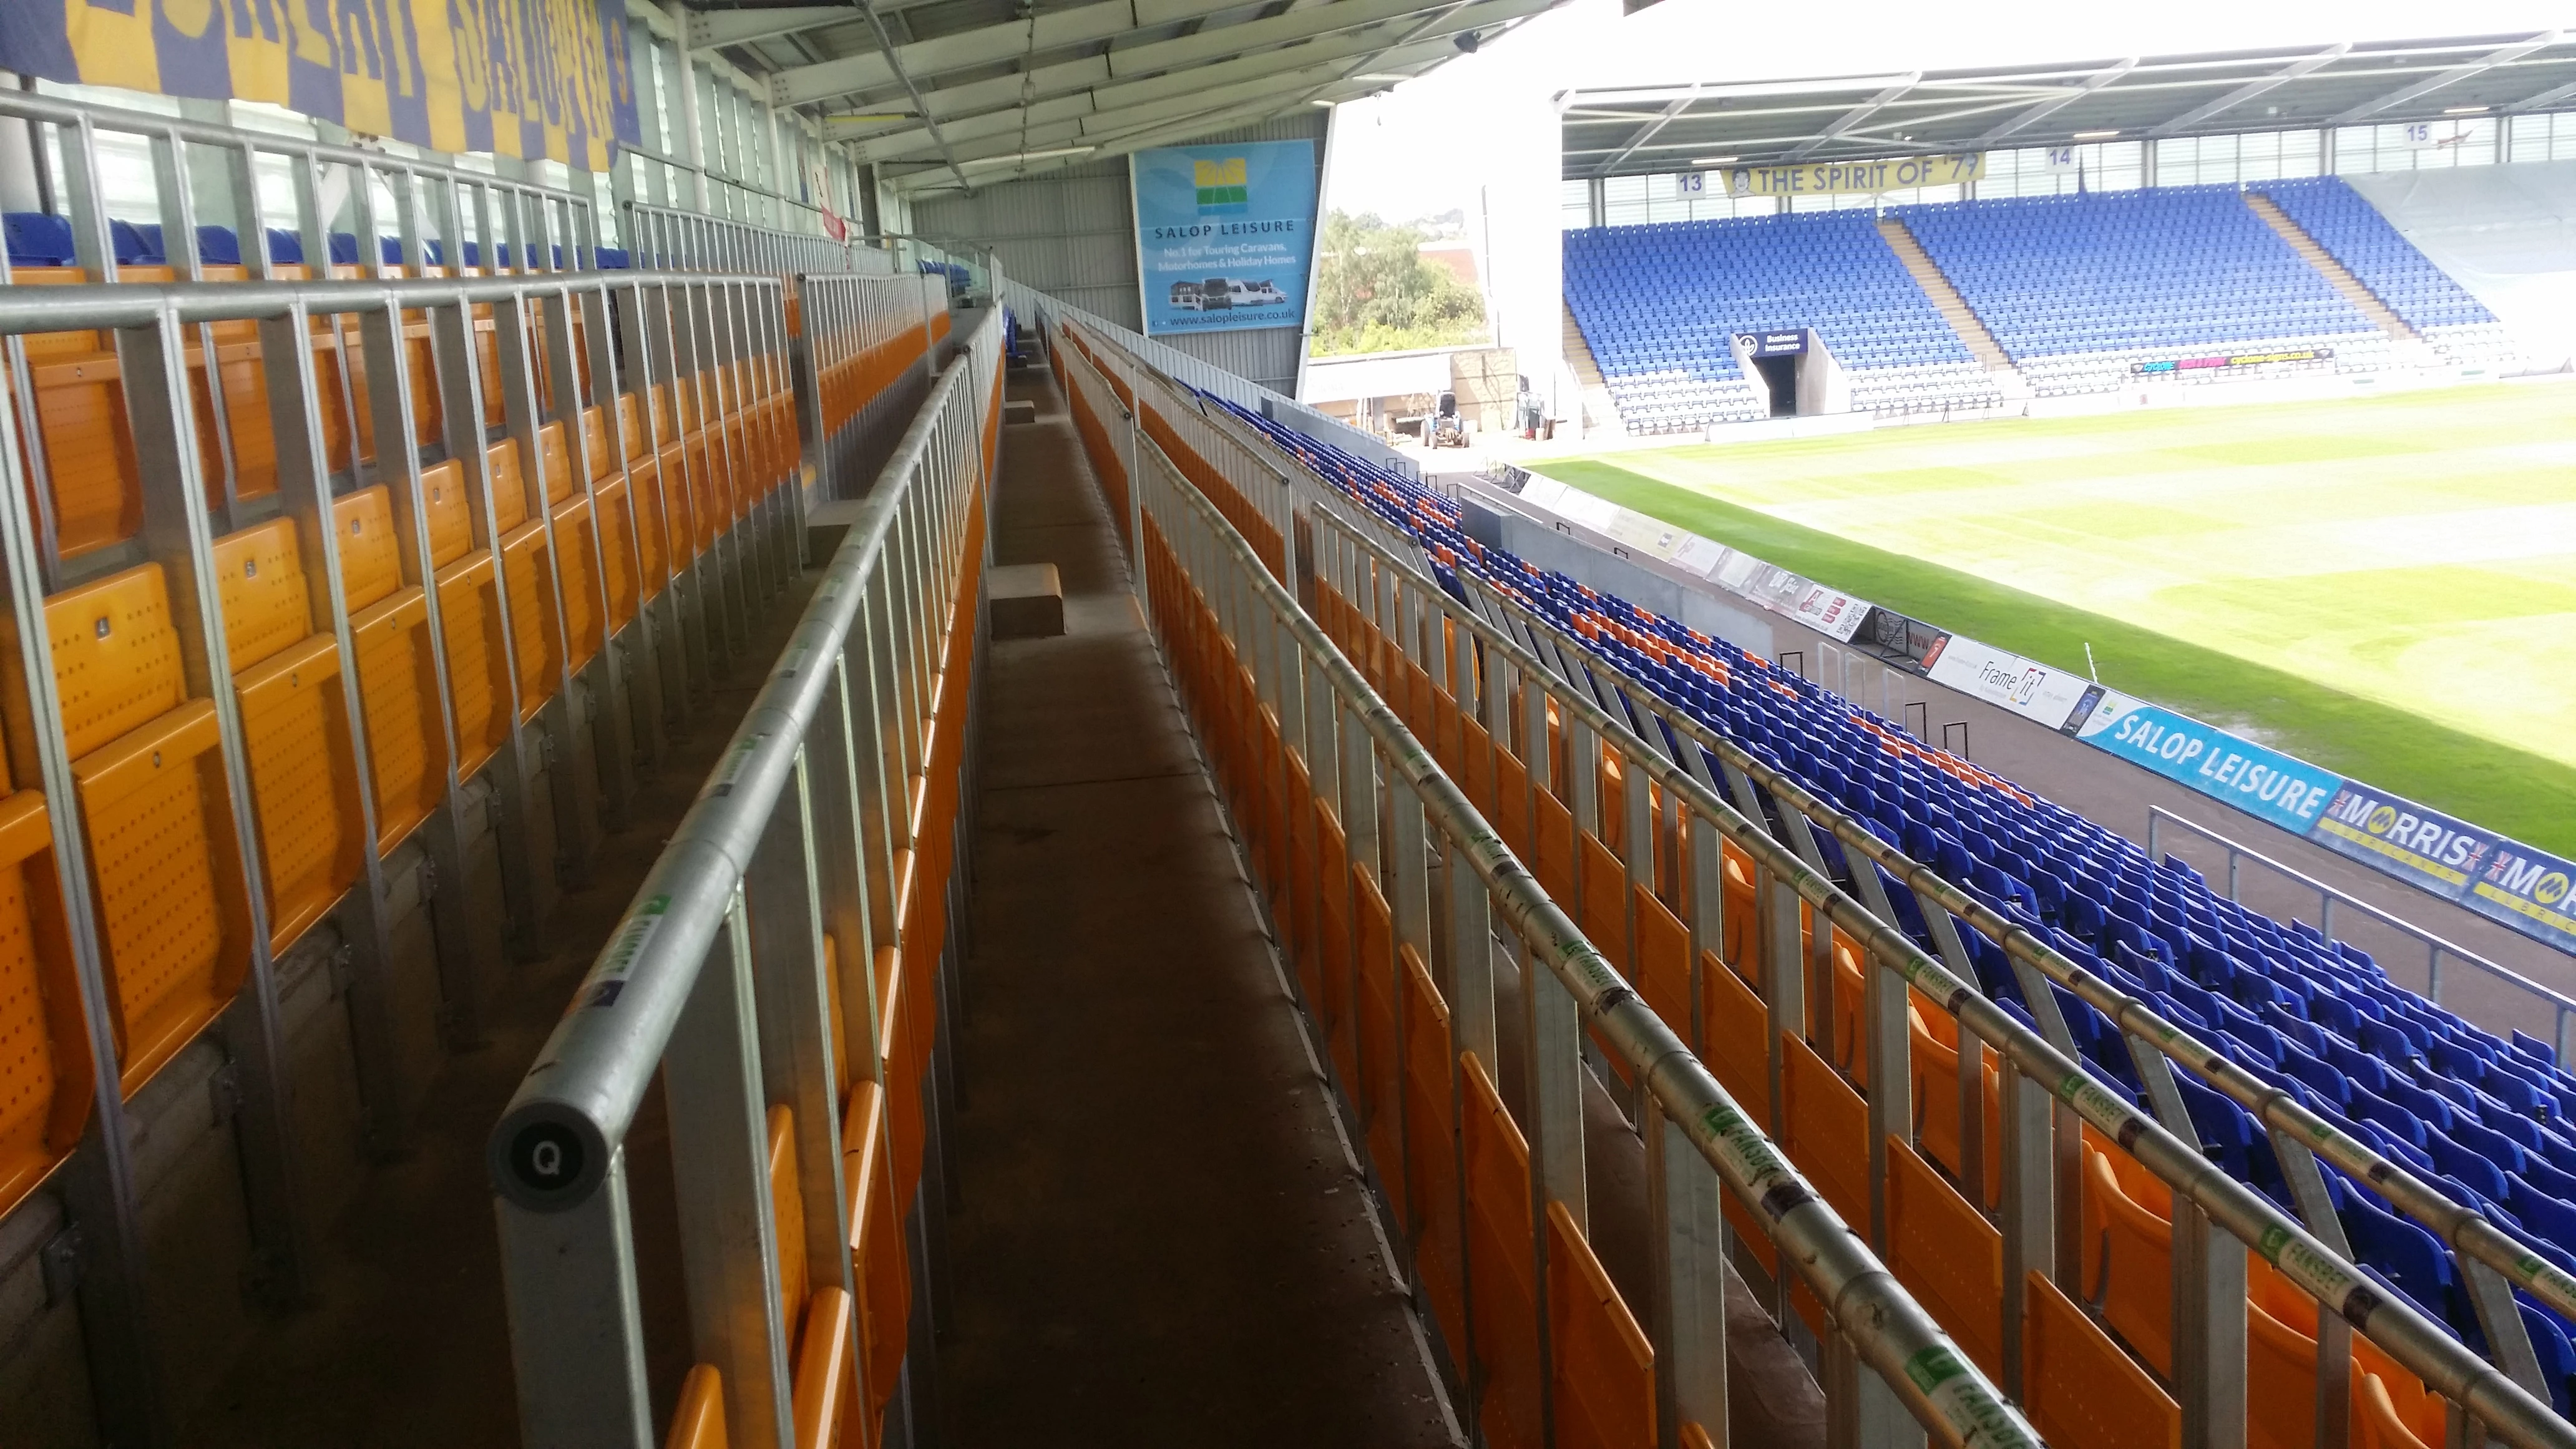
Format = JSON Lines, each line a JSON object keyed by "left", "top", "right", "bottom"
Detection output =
{"left": 915, "top": 112, "right": 1325, "bottom": 396}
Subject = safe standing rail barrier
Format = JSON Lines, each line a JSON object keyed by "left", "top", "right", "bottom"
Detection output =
{"left": 488, "top": 306, "right": 1002, "bottom": 1449}
{"left": 1056, "top": 320, "right": 2041, "bottom": 1449}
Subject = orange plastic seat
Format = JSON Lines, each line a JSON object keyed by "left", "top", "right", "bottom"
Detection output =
{"left": 551, "top": 497, "right": 605, "bottom": 671}
{"left": 424, "top": 459, "right": 512, "bottom": 778}
{"left": 665, "top": 1364, "right": 727, "bottom": 1449}
{"left": 0, "top": 786, "right": 85, "bottom": 1218}
{"left": 334, "top": 486, "right": 446, "bottom": 851}
{"left": 1548, "top": 1199, "right": 1654, "bottom": 1449}
{"left": 16, "top": 565, "right": 252, "bottom": 1093}
{"left": 2024, "top": 1270, "right": 2180, "bottom": 1449}
{"left": 211, "top": 519, "right": 363, "bottom": 953}
{"left": 842, "top": 1079, "right": 905, "bottom": 1441}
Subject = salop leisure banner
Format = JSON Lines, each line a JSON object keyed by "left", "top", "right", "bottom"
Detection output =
{"left": 1132, "top": 139, "right": 1319, "bottom": 338}
{"left": 0, "top": 0, "right": 640, "bottom": 170}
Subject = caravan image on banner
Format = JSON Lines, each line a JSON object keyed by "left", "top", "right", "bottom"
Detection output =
{"left": 1133, "top": 139, "right": 1320, "bottom": 337}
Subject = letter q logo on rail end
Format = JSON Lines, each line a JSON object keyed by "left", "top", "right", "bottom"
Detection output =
{"left": 490, "top": 1105, "right": 608, "bottom": 1212}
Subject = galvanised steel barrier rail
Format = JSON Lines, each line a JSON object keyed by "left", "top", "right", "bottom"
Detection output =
{"left": 793, "top": 271, "right": 956, "bottom": 507}
{"left": 0, "top": 261, "right": 808, "bottom": 1446}
{"left": 2146, "top": 806, "right": 2576, "bottom": 1062}
{"left": 1056, "top": 320, "right": 2040, "bottom": 1449}
{"left": 626, "top": 202, "right": 882, "bottom": 276}
{"left": 488, "top": 307, "right": 1002, "bottom": 1449}
{"left": 1053, "top": 312, "right": 2576, "bottom": 1449}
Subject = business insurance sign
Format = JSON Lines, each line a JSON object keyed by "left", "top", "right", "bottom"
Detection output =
{"left": 1133, "top": 140, "right": 1320, "bottom": 338}
{"left": 1724, "top": 154, "right": 1986, "bottom": 198}
{"left": 0, "top": 0, "right": 640, "bottom": 168}
{"left": 2074, "top": 693, "right": 2343, "bottom": 835}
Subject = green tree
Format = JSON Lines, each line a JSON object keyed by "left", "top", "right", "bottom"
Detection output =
{"left": 1309, "top": 210, "right": 1487, "bottom": 356}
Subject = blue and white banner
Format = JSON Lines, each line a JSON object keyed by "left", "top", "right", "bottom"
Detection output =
{"left": 2466, "top": 841, "right": 2576, "bottom": 955}
{"left": 2074, "top": 693, "right": 2343, "bottom": 835}
{"left": 1133, "top": 140, "right": 1319, "bottom": 338}
{"left": 2308, "top": 784, "right": 2497, "bottom": 901}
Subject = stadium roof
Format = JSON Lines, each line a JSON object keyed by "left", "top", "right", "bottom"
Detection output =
{"left": 666, "top": 0, "right": 1573, "bottom": 193}
{"left": 1561, "top": 32, "right": 2576, "bottom": 180}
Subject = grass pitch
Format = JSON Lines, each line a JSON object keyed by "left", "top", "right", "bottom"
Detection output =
{"left": 1536, "top": 383, "right": 2576, "bottom": 856}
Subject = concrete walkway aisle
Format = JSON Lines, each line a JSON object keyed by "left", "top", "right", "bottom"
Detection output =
{"left": 935, "top": 367, "right": 1456, "bottom": 1445}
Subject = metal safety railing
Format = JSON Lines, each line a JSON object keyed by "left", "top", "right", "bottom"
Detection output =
{"left": 626, "top": 200, "right": 889, "bottom": 277}
{"left": 1056, "top": 320, "right": 2042, "bottom": 1449}
{"left": 0, "top": 87, "right": 603, "bottom": 278}
{"left": 487, "top": 306, "right": 1002, "bottom": 1449}
{"left": 1051, "top": 311, "right": 2576, "bottom": 1449}
{"left": 793, "top": 271, "right": 956, "bottom": 504}
{"left": 2148, "top": 806, "right": 2576, "bottom": 1062}
{"left": 0, "top": 258, "right": 812, "bottom": 1445}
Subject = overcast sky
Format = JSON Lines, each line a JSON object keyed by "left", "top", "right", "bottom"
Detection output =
{"left": 1323, "top": 0, "right": 2576, "bottom": 222}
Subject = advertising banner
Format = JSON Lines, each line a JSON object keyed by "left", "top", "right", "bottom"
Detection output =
{"left": 1133, "top": 140, "right": 1319, "bottom": 338}
{"left": 1725, "top": 154, "right": 1985, "bottom": 198}
{"left": 0, "top": 0, "right": 638, "bottom": 168}
{"left": 1710, "top": 554, "right": 1870, "bottom": 641}
{"left": 2464, "top": 841, "right": 2576, "bottom": 955}
{"left": 1920, "top": 635, "right": 2096, "bottom": 731}
{"left": 2130, "top": 348, "right": 2333, "bottom": 376}
{"left": 2074, "top": 693, "right": 2343, "bottom": 834}
{"left": 2308, "top": 784, "right": 2497, "bottom": 900}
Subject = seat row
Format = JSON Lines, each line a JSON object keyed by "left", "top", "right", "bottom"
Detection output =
{"left": 0, "top": 265, "right": 913, "bottom": 1226}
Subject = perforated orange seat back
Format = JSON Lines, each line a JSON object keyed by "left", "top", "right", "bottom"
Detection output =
{"left": 534, "top": 421, "right": 571, "bottom": 507}
{"left": 349, "top": 586, "right": 442, "bottom": 852}
{"left": 333, "top": 486, "right": 402, "bottom": 613}
{"left": 650, "top": 384, "right": 673, "bottom": 442}
{"left": 70, "top": 696, "right": 240, "bottom": 1095}
{"left": 235, "top": 634, "right": 357, "bottom": 951}
{"left": 618, "top": 393, "right": 646, "bottom": 459}
{"left": 0, "top": 789, "right": 84, "bottom": 1219}
{"left": 685, "top": 433, "right": 718, "bottom": 550}
{"left": 665, "top": 1365, "right": 728, "bottom": 1449}
{"left": 628, "top": 455, "right": 670, "bottom": 588}
{"left": 32, "top": 565, "right": 188, "bottom": 759}
{"left": 767, "top": 1106, "right": 810, "bottom": 1335}
{"left": 435, "top": 554, "right": 509, "bottom": 776}
{"left": 581, "top": 406, "right": 614, "bottom": 484}
{"left": 210, "top": 519, "right": 316, "bottom": 676}
{"left": 419, "top": 459, "right": 472, "bottom": 569}
{"left": 14, "top": 270, "right": 143, "bottom": 559}
{"left": 499, "top": 522, "right": 559, "bottom": 719}
{"left": 485, "top": 439, "right": 531, "bottom": 534}
{"left": 656, "top": 441, "right": 694, "bottom": 555}
{"left": 552, "top": 500, "right": 602, "bottom": 671}
{"left": 594, "top": 480, "right": 639, "bottom": 628}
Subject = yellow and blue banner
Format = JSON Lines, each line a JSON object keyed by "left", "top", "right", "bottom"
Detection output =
{"left": 0, "top": 0, "right": 640, "bottom": 170}
{"left": 2309, "top": 783, "right": 2496, "bottom": 902}
{"left": 2466, "top": 841, "right": 2576, "bottom": 955}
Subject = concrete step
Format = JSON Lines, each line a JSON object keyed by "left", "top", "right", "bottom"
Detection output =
{"left": 1561, "top": 300, "right": 1627, "bottom": 438}
{"left": 2244, "top": 192, "right": 2416, "bottom": 341}
{"left": 1876, "top": 216, "right": 2023, "bottom": 381}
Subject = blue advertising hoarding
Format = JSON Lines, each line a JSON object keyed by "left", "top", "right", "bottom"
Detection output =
{"left": 2073, "top": 693, "right": 2343, "bottom": 835}
{"left": 2466, "top": 841, "right": 2576, "bottom": 955}
{"left": 2308, "top": 784, "right": 2496, "bottom": 901}
{"left": 1133, "top": 140, "right": 1319, "bottom": 338}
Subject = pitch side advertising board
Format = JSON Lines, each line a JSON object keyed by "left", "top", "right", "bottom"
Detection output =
{"left": 2466, "top": 841, "right": 2576, "bottom": 955}
{"left": 1133, "top": 141, "right": 1320, "bottom": 338}
{"left": 1919, "top": 635, "right": 2097, "bottom": 731}
{"left": 2074, "top": 693, "right": 2343, "bottom": 835}
{"left": 2309, "top": 784, "right": 2497, "bottom": 901}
